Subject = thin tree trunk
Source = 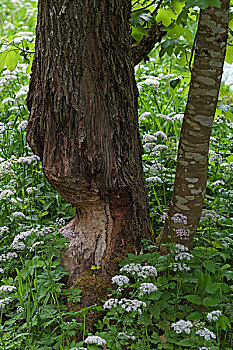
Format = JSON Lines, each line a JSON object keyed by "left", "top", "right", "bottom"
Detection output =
{"left": 27, "top": 0, "right": 153, "bottom": 281}
{"left": 158, "top": 1, "right": 229, "bottom": 249}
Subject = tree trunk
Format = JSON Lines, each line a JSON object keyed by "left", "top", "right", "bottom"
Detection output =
{"left": 158, "top": 1, "right": 229, "bottom": 249}
{"left": 26, "top": 0, "right": 153, "bottom": 281}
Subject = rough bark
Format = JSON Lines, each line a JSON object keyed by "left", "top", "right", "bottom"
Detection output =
{"left": 27, "top": 0, "right": 153, "bottom": 281}
{"left": 158, "top": 1, "right": 230, "bottom": 249}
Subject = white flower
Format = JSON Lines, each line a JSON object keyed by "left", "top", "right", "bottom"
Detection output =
{"left": 175, "top": 228, "right": 190, "bottom": 240}
{"left": 118, "top": 331, "right": 136, "bottom": 341}
{"left": 170, "top": 263, "right": 190, "bottom": 272}
{"left": 30, "top": 241, "right": 44, "bottom": 252}
{"left": 139, "top": 283, "right": 157, "bottom": 294}
{"left": 84, "top": 335, "right": 106, "bottom": 345}
{"left": 120, "top": 264, "right": 157, "bottom": 279}
{"left": 112, "top": 275, "right": 129, "bottom": 286}
{"left": 175, "top": 252, "right": 193, "bottom": 261}
{"left": 103, "top": 298, "right": 118, "bottom": 310}
{"left": 0, "top": 285, "right": 17, "bottom": 293}
{"left": 0, "top": 268, "right": 4, "bottom": 273}
{"left": 146, "top": 176, "right": 163, "bottom": 184}
{"left": 171, "top": 320, "right": 193, "bottom": 334}
{"left": 143, "top": 134, "right": 157, "bottom": 143}
{"left": 62, "top": 230, "right": 76, "bottom": 240}
{"left": 174, "top": 244, "right": 189, "bottom": 252}
{"left": 201, "top": 210, "right": 219, "bottom": 222}
{"left": 206, "top": 310, "right": 222, "bottom": 322}
{"left": 196, "top": 327, "right": 216, "bottom": 340}
{"left": 171, "top": 214, "right": 187, "bottom": 225}
{"left": 138, "top": 266, "right": 157, "bottom": 278}
{"left": 11, "top": 241, "right": 26, "bottom": 250}
{"left": 120, "top": 263, "right": 142, "bottom": 275}
{"left": 139, "top": 112, "right": 151, "bottom": 122}
{"left": 118, "top": 298, "right": 146, "bottom": 314}
{"left": 0, "top": 189, "right": 15, "bottom": 200}
{"left": 26, "top": 186, "right": 37, "bottom": 194}
{"left": 0, "top": 297, "right": 12, "bottom": 309}
{"left": 0, "top": 252, "right": 18, "bottom": 261}
{"left": 1, "top": 97, "right": 15, "bottom": 104}
{"left": 12, "top": 212, "right": 25, "bottom": 218}
{"left": 155, "top": 131, "right": 167, "bottom": 139}
{"left": 171, "top": 114, "right": 184, "bottom": 122}
{"left": 17, "top": 120, "right": 28, "bottom": 132}
{"left": 138, "top": 76, "right": 160, "bottom": 87}
{"left": 0, "top": 226, "right": 10, "bottom": 236}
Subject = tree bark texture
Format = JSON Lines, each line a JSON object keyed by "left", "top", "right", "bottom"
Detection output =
{"left": 27, "top": 0, "right": 153, "bottom": 280}
{"left": 158, "top": 1, "right": 229, "bottom": 249}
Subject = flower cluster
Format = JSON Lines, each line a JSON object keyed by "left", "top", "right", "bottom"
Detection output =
{"left": 170, "top": 263, "right": 191, "bottom": 272}
{"left": 118, "top": 298, "right": 146, "bottom": 314}
{"left": 62, "top": 230, "right": 76, "bottom": 240}
{"left": 196, "top": 327, "right": 216, "bottom": 340}
{"left": 171, "top": 214, "right": 187, "bottom": 225}
{"left": 0, "top": 285, "right": 17, "bottom": 293}
{"left": 209, "top": 150, "right": 222, "bottom": 163}
{"left": 174, "top": 244, "right": 189, "bottom": 252}
{"left": 206, "top": 310, "right": 222, "bottom": 322}
{"left": 0, "top": 252, "right": 18, "bottom": 261}
{"left": 200, "top": 210, "right": 219, "bottom": 223}
{"left": 146, "top": 176, "right": 163, "bottom": 184}
{"left": 143, "top": 134, "right": 157, "bottom": 143}
{"left": 84, "top": 335, "right": 106, "bottom": 345}
{"left": 139, "top": 111, "right": 151, "bottom": 122}
{"left": 139, "top": 283, "right": 157, "bottom": 294}
{"left": 0, "top": 297, "right": 12, "bottom": 309}
{"left": 103, "top": 298, "right": 118, "bottom": 310}
{"left": 29, "top": 241, "right": 44, "bottom": 252}
{"left": 0, "top": 226, "right": 9, "bottom": 236}
{"left": 118, "top": 331, "right": 136, "bottom": 341}
{"left": 155, "top": 130, "right": 167, "bottom": 139}
{"left": 112, "top": 275, "right": 129, "bottom": 287}
{"left": 175, "top": 228, "right": 190, "bottom": 240}
{"left": 171, "top": 320, "right": 193, "bottom": 334}
{"left": 174, "top": 252, "right": 193, "bottom": 261}
{"left": 17, "top": 120, "right": 28, "bottom": 132}
{"left": 120, "top": 263, "right": 157, "bottom": 279}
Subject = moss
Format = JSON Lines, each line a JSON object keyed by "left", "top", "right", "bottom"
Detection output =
{"left": 67, "top": 270, "right": 112, "bottom": 338}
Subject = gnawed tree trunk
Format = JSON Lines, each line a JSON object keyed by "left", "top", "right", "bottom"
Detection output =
{"left": 158, "top": 1, "right": 229, "bottom": 249}
{"left": 27, "top": 0, "right": 153, "bottom": 281}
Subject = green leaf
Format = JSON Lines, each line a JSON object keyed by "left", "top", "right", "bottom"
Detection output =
{"left": 225, "top": 44, "right": 233, "bottom": 64}
{"left": 170, "top": 76, "right": 183, "bottom": 89}
{"left": 131, "top": 25, "right": 148, "bottom": 42}
{"left": 203, "top": 260, "right": 216, "bottom": 273}
{"left": 176, "top": 339, "right": 193, "bottom": 347}
{"left": 185, "top": 295, "right": 202, "bottom": 304}
{"left": 148, "top": 305, "right": 160, "bottom": 319}
{"left": 156, "top": 8, "right": 177, "bottom": 27}
{"left": 205, "top": 282, "right": 221, "bottom": 294}
{"left": 203, "top": 296, "right": 221, "bottom": 307}
{"left": 138, "top": 312, "right": 152, "bottom": 326}
{"left": 187, "top": 311, "right": 203, "bottom": 320}
{"left": 171, "top": 0, "right": 185, "bottom": 15}
{"left": 0, "top": 51, "right": 7, "bottom": 71}
{"left": 5, "top": 50, "right": 19, "bottom": 71}
{"left": 186, "top": 0, "right": 221, "bottom": 9}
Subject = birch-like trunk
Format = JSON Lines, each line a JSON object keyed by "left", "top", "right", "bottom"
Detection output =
{"left": 158, "top": 1, "right": 230, "bottom": 249}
